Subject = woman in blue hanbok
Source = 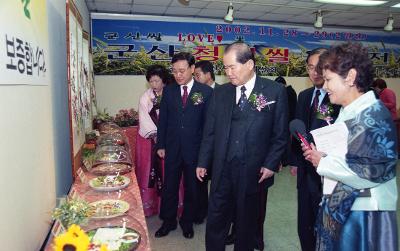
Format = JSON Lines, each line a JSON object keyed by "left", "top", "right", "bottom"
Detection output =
{"left": 303, "top": 42, "right": 398, "bottom": 251}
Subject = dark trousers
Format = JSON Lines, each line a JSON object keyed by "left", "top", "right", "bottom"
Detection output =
{"left": 297, "top": 175, "right": 321, "bottom": 251}
{"left": 206, "top": 158, "right": 260, "bottom": 251}
{"left": 255, "top": 187, "right": 268, "bottom": 249}
{"left": 196, "top": 178, "right": 209, "bottom": 222}
{"left": 159, "top": 156, "right": 200, "bottom": 229}
{"left": 230, "top": 185, "right": 268, "bottom": 250}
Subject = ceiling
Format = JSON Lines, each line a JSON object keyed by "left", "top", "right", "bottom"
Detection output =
{"left": 84, "top": 0, "right": 400, "bottom": 30}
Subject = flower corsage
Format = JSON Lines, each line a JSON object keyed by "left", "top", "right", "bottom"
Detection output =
{"left": 316, "top": 103, "right": 334, "bottom": 124}
{"left": 191, "top": 92, "right": 204, "bottom": 105}
{"left": 249, "top": 93, "right": 276, "bottom": 111}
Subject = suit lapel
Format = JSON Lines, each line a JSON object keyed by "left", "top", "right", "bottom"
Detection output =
{"left": 321, "top": 92, "right": 330, "bottom": 106}
{"left": 185, "top": 82, "right": 199, "bottom": 109}
{"left": 222, "top": 84, "right": 236, "bottom": 141}
{"left": 174, "top": 84, "right": 184, "bottom": 112}
{"left": 305, "top": 88, "right": 314, "bottom": 130}
{"left": 244, "top": 77, "right": 265, "bottom": 133}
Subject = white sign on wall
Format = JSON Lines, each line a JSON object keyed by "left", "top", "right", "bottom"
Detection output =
{"left": 0, "top": 0, "right": 50, "bottom": 85}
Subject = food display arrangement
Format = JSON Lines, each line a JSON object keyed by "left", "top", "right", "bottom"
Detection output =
{"left": 99, "top": 122, "right": 122, "bottom": 135}
{"left": 87, "top": 226, "right": 140, "bottom": 251}
{"left": 88, "top": 199, "right": 130, "bottom": 219}
{"left": 97, "top": 132, "right": 127, "bottom": 147}
{"left": 89, "top": 175, "right": 131, "bottom": 192}
{"left": 90, "top": 146, "right": 132, "bottom": 175}
{"left": 48, "top": 124, "right": 148, "bottom": 251}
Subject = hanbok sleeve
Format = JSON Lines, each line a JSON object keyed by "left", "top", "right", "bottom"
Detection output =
{"left": 317, "top": 155, "right": 379, "bottom": 190}
{"left": 138, "top": 89, "right": 157, "bottom": 138}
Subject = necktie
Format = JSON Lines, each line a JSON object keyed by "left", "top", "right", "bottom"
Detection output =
{"left": 182, "top": 85, "right": 188, "bottom": 107}
{"left": 312, "top": 89, "right": 321, "bottom": 112}
{"left": 238, "top": 86, "right": 247, "bottom": 111}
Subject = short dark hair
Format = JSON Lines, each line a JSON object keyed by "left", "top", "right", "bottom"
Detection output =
{"left": 274, "top": 76, "right": 287, "bottom": 85}
{"left": 372, "top": 78, "right": 387, "bottom": 89}
{"left": 146, "top": 64, "right": 171, "bottom": 84}
{"left": 306, "top": 48, "right": 327, "bottom": 64}
{"left": 317, "top": 42, "right": 373, "bottom": 93}
{"left": 224, "top": 42, "right": 255, "bottom": 66}
{"left": 195, "top": 60, "right": 215, "bottom": 81}
{"left": 171, "top": 52, "right": 195, "bottom": 67}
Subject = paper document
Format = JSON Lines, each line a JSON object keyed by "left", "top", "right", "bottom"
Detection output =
{"left": 310, "top": 122, "right": 349, "bottom": 194}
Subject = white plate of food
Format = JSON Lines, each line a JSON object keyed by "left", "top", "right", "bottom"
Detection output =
{"left": 89, "top": 175, "right": 130, "bottom": 192}
{"left": 87, "top": 227, "right": 141, "bottom": 251}
{"left": 89, "top": 199, "right": 130, "bottom": 219}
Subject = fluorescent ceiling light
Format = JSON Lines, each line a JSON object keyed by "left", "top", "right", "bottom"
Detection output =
{"left": 314, "top": 0, "right": 388, "bottom": 6}
{"left": 392, "top": 3, "right": 400, "bottom": 7}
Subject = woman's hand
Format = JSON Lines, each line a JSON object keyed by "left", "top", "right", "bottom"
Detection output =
{"left": 302, "top": 143, "right": 325, "bottom": 168}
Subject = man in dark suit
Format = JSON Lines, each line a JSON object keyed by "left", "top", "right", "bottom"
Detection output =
{"left": 196, "top": 42, "right": 288, "bottom": 251}
{"left": 194, "top": 60, "right": 220, "bottom": 89}
{"left": 192, "top": 60, "right": 219, "bottom": 224}
{"left": 155, "top": 52, "right": 213, "bottom": 239}
{"left": 289, "top": 48, "right": 340, "bottom": 251}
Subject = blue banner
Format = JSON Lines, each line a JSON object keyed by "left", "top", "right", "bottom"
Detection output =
{"left": 92, "top": 14, "right": 400, "bottom": 77}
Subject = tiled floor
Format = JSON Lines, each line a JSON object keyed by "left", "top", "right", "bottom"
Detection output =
{"left": 145, "top": 165, "right": 400, "bottom": 251}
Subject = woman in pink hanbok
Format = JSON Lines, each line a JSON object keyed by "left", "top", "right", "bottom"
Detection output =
{"left": 136, "top": 65, "right": 184, "bottom": 216}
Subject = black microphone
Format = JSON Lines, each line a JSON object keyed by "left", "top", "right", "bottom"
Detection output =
{"left": 289, "top": 119, "right": 311, "bottom": 150}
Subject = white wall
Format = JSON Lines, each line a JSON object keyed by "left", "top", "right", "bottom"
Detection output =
{"left": 95, "top": 75, "right": 400, "bottom": 114}
{"left": 0, "top": 1, "right": 90, "bottom": 250}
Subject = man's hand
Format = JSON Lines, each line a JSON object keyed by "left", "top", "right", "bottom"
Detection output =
{"left": 157, "top": 149, "right": 165, "bottom": 158}
{"left": 196, "top": 167, "right": 207, "bottom": 182}
{"left": 290, "top": 166, "right": 298, "bottom": 176}
{"left": 258, "top": 167, "right": 274, "bottom": 183}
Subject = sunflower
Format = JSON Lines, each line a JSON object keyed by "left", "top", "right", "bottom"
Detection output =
{"left": 53, "top": 224, "right": 90, "bottom": 251}
{"left": 100, "top": 244, "right": 109, "bottom": 251}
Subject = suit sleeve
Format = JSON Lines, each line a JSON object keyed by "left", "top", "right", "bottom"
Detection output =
{"left": 197, "top": 91, "right": 216, "bottom": 169}
{"left": 156, "top": 87, "right": 168, "bottom": 150}
{"left": 263, "top": 85, "right": 289, "bottom": 172}
{"left": 288, "top": 92, "right": 305, "bottom": 167}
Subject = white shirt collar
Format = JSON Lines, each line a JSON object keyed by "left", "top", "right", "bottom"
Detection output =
{"left": 312, "top": 86, "right": 327, "bottom": 106}
{"left": 236, "top": 73, "right": 256, "bottom": 103}
{"left": 181, "top": 78, "right": 194, "bottom": 95}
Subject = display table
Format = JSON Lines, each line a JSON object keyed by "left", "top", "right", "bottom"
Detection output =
{"left": 44, "top": 170, "right": 151, "bottom": 251}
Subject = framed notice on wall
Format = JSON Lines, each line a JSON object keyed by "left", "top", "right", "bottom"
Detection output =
{"left": 0, "top": 0, "right": 49, "bottom": 85}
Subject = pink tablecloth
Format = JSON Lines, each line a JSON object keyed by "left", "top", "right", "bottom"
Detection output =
{"left": 45, "top": 171, "right": 151, "bottom": 251}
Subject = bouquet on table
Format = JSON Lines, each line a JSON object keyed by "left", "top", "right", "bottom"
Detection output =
{"left": 113, "top": 109, "right": 139, "bottom": 127}
{"left": 52, "top": 198, "right": 92, "bottom": 229}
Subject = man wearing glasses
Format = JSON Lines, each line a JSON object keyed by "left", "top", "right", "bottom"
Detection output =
{"left": 155, "top": 52, "right": 213, "bottom": 239}
{"left": 289, "top": 48, "right": 340, "bottom": 251}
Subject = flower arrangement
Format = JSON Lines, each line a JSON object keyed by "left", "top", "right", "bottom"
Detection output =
{"left": 93, "top": 109, "right": 113, "bottom": 130}
{"left": 52, "top": 198, "right": 92, "bottom": 229}
{"left": 53, "top": 224, "right": 108, "bottom": 251}
{"left": 316, "top": 103, "right": 334, "bottom": 124}
{"left": 249, "top": 93, "right": 275, "bottom": 111}
{"left": 113, "top": 108, "right": 139, "bottom": 127}
{"left": 191, "top": 92, "right": 204, "bottom": 105}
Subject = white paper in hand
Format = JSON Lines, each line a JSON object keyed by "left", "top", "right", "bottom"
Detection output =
{"left": 310, "top": 122, "right": 349, "bottom": 194}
